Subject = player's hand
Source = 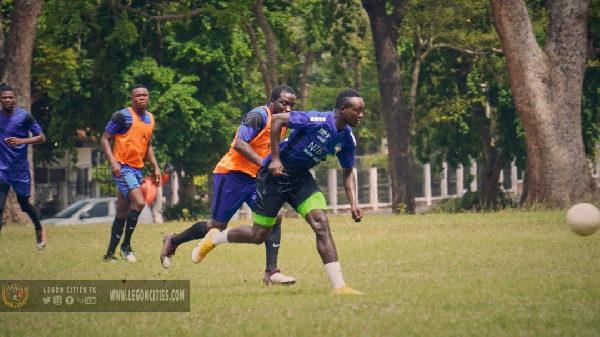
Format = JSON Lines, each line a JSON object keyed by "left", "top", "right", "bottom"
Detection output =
{"left": 153, "top": 169, "right": 162, "bottom": 187}
{"left": 351, "top": 207, "right": 363, "bottom": 222}
{"left": 110, "top": 161, "right": 122, "bottom": 179}
{"left": 4, "top": 137, "right": 22, "bottom": 147}
{"left": 268, "top": 159, "right": 284, "bottom": 176}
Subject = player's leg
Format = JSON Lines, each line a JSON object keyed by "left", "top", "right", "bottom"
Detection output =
{"left": 262, "top": 211, "right": 296, "bottom": 285}
{"left": 104, "top": 165, "right": 133, "bottom": 261}
{"left": 119, "top": 166, "right": 145, "bottom": 262}
{"left": 11, "top": 176, "right": 45, "bottom": 250}
{"left": 0, "top": 180, "right": 10, "bottom": 235}
{"left": 191, "top": 168, "right": 285, "bottom": 263}
{"left": 291, "top": 173, "right": 362, "bottom": 295}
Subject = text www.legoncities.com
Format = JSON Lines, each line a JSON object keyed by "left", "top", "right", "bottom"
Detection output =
{"left": 109, "top": 289, "right": 186, "bottom": 302}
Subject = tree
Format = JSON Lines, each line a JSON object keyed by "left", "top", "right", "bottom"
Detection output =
{"left": 0, "top": 0, "right": 43, "bottom": 225}
{"left": 489, "top": 0, "right": 596, "bottom": 206}
{"left": 362, "top": 0, "right": 416, "bottom": 213}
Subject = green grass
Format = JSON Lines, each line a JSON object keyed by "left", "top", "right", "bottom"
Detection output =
{"left": 1, "top": 211, "right": 600, "bottom": 336}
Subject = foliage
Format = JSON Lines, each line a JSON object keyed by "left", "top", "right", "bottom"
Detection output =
{"left": 430, "top": 189, "right": 518, "bottom": 213}
{"left": 162, "top": 199, "right": 210, "bottom": 221}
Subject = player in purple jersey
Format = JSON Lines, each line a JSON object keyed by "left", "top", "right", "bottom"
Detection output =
{"left": 0, "top": 84, "right": 47, "bottom": 250}
{"left": 162, "top": 86, "right": 296, "bottom": 285}
{"left": 192, "top": 89, "right": 365, "bottom": 295}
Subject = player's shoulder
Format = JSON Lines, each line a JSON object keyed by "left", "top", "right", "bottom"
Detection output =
{"left": 242, "top": 106, "right": 269, "bottom": 129}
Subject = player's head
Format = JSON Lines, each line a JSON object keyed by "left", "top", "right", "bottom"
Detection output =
{"left": 130, "top": 84, "right": 149, "bottom": 110}
{"left": 0, "top": 83, "right": 17, "bottom": 112}
{"left": 270, "top": 85, "right": 296, "bottom": 114}
{"left": 335, "top": 89, "right": 364, "bottom": 127}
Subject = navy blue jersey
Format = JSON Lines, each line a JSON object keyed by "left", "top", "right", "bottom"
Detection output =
{"left": 265, "top": 110, "right": 356, "bottom": 172}
{"left": 0, "top": 107, "right": 43, "bottom": 173}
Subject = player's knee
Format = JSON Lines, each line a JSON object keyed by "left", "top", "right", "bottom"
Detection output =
{"left": 130, "top": 200, "right": 145, "bottom": 213}
{"left": 16, "top": 196, "right": 30, "bottom": 212}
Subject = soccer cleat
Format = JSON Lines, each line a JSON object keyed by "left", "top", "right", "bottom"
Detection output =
{"left": 36, "top": 226, "right": 47, "bottom": 250}
{"left": 120, "top": 245, "right": 137, "bottom": 262}
{"left": 103, "top": 255, "right": 118, "bottom": 262}
{"left": 332, "top": 284, "right": 364, "bottom": 295}
{"left": 160, "top": 232, "right": 179, "bottom": 269}
{"left": 191, "top": 228, "right": 219, "bottom": 263}
{"left": 263, "top": 269, "right": 296, "bottom": 285}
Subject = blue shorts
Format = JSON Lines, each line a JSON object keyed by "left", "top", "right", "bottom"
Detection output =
{"left": 0, "top": 169, "right": 31, "bottom": 197}
{"left": 112, "top": 164, "right": 142, "bottom": 200}
{"left": 212, "top": 171, "right": 257, "bottom": 223}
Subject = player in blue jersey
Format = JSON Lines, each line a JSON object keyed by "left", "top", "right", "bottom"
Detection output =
{"left": 192, "top": 89, "right": 365, "bottom": 295}
{"left": 0, "top": 84, "right": 47, "bottom": 250}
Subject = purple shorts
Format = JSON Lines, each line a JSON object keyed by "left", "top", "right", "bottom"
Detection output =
{"left": 212, "top": 171, "right": 256, "bottom": 223}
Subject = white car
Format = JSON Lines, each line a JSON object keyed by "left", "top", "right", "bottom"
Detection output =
{"left": 41, "top": 197, "right": 154, "bottom": 225}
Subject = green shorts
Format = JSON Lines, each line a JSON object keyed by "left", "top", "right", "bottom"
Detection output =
{"left": 253, "top": 167, "right": 327, "bottom": 226}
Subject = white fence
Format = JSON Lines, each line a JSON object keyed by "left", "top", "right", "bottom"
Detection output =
{"left": 233, "top": 159, "right": 524, "bottom": 218}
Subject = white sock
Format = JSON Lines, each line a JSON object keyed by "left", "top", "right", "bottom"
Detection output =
{"left": 324, "top": 261, "right": 345, "bottom": 290}
{"left": 210, "top": 229, "right": 229, "bottom": 246}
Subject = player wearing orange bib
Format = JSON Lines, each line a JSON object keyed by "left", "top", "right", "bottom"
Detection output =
{"left": 161, "top": 86, "right": 296, "bottom": 285}
{"left": 101, "top": 84, "right": 161, "bottom": 262}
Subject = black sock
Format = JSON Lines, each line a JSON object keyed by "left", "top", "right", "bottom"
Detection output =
{"left": 122, "top": 209, "right": 141, "bottom": 248}
{"left": 171, "top": 221, "right": 208, "bottom": 246}
{"left": 106, "top": 218, "right": 126, "bottom": 256}
{"left": 265, "top": 222, "right": 282, "bottom": 271}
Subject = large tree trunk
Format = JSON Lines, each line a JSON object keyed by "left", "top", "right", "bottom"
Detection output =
{"left": 490, "top": 0, "right": 595, "bottom": 206}
{"left": 0, "top": 0, "right": 43, "bottom": 225}
{"left": 362, "top": 0, "right": 415, "bottom": 213}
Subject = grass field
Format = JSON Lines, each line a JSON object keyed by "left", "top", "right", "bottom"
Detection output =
{"left": 1, "top": 210, "right": 599, "bottom": 336}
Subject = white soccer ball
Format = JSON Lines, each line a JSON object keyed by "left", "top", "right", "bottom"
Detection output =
{"left": 566, "top": 203, "right": 600, "bottom": 237}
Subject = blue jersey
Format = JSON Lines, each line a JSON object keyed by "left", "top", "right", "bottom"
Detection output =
{"left": 105, "top": 107, "right": 153, "bottom": 135}
{"left": 265, "top": 110, "right": 356, "bottom": 172}
{"left": 0, "top": 107, "right": 43, "bottom": 174}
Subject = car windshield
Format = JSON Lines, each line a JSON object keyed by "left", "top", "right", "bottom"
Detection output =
{"left": 52, "top": 200, "right": 90, "bottom": 218}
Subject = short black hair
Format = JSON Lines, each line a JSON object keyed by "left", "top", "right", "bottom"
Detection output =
{"left": 131, "top": 84, "right": 147, "bottom": 93}
{"left": 0, "top": 83, "right": 15, "bottom": 94}
{"left": 335, "top": 89, "right": 361, "bottom": 109}
{"left": 271, "top": 85, "right": 296, "bottom": 100}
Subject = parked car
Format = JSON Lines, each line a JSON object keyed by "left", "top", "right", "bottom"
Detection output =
{"left": 41, "top": 197, "right": 154, "bottom": 225}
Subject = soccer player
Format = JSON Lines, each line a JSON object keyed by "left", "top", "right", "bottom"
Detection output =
{"left": 0, "top": 84, "right": 47, "bottom": 250}
{"left": 101, "top": 84, "right": 161, "bottom": 262}
{"left": 161, "top": 85, "right": 296, "bottom": 285}
{"left": 192, "top": 89, "right": 365, "bottom": 295}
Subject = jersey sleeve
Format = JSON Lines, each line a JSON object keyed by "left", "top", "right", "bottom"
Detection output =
{"left": 237, "top": 110, "right": 268, "bottom": 143}
{"left": 24, "top": 113, "right": 43, "bottom": 135}
{"left": 105, "top": 110, "right": 129, "bottom": 135}
{"left": 336, "top": 129, "right": 356, "bottom": 168}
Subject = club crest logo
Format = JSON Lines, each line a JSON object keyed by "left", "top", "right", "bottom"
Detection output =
{"left": 2, "top": 282, "right": 29, "bottom": 308}
{"left": 334, "top": 143, "right": 342, "bottom": 155}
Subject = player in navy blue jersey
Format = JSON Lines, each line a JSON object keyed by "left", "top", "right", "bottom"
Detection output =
{"left": 192, "top": 89, "right": 365, "bottom": 295}
{"left": 0, "top": 84, "right": 47, "bottom": 250}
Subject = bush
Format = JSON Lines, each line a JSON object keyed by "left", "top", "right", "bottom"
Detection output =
{"left": 431, "top": 189, "right": 517, "bottom": 213}
{"left": 162, "top": 200, "right": 211, "bottom": 221}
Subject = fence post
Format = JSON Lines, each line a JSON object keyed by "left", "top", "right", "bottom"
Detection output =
{"left": 59, "top": 181, "right": 68, "bottom": 211}
{"left": 457, "top": 165, "right": 464, "bottom": 197}
{"left": 511, "top": 160, "right": 518, "bottom": 194}
{"left": 441, "top": 162, "right": 448, "bottom": 198}
{"left": 369, "top": 167, "right": 378, "bottom": 211}
{"left": 470, "top": 158, "right": 477, "bottom": 191}
{"left": 328, "top": 168, "right": 338, "bottom": 214}
{"left": 424, "top": 163, "right": 432, "bottom": 206}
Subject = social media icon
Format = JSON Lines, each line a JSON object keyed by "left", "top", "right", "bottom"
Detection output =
{"left": 42, "top": 297, "right": 51, "bottom": 304}
{"left": 85, "top": 297, "right": 97, "bottom": 304}
{"left": 65, "top": 296, "right": 74, "bottom": 305}
{"left": 53, "top": 296, "right": 62, "bottom": 305}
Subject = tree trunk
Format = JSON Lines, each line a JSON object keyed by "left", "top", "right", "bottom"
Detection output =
{"left": 453, "top": 57, "right": 503, "bottom": 206}
{"left": 490, "top": 0, "right": 595, "bottom": 206}
{"left": 251, "top": 0, "right": 278, "bottom": 95}
{"left": 362, "top": 0, "right": 415, "bottom": 213}
{"left": 0, "top": 0, "right": 43, "bottom": 225}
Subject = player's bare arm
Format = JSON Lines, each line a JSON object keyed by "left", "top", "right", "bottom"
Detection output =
{"left": 4, "top": 131, "right": 46, "bottom": 147}
{"left": 233, "top": 138, "right": 263, "bottom": 167}
{"left": 268, "top": 113, "right": 290, "bottom": 176}
{"left": 145, "top": 143, "right": 162, "bottom": 186}
{"left": 342, "top": 167, "right": 362, "bottom": 222}
{"left": 101, "top": 131, "right": 122, "bottom": 179}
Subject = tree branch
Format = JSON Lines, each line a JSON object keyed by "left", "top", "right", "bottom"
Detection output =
{"left": 102, "top": 1, "right": 218, "bottom": 21}
{"left": 420, "top": 43, "right": 502, "bottom": 60}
